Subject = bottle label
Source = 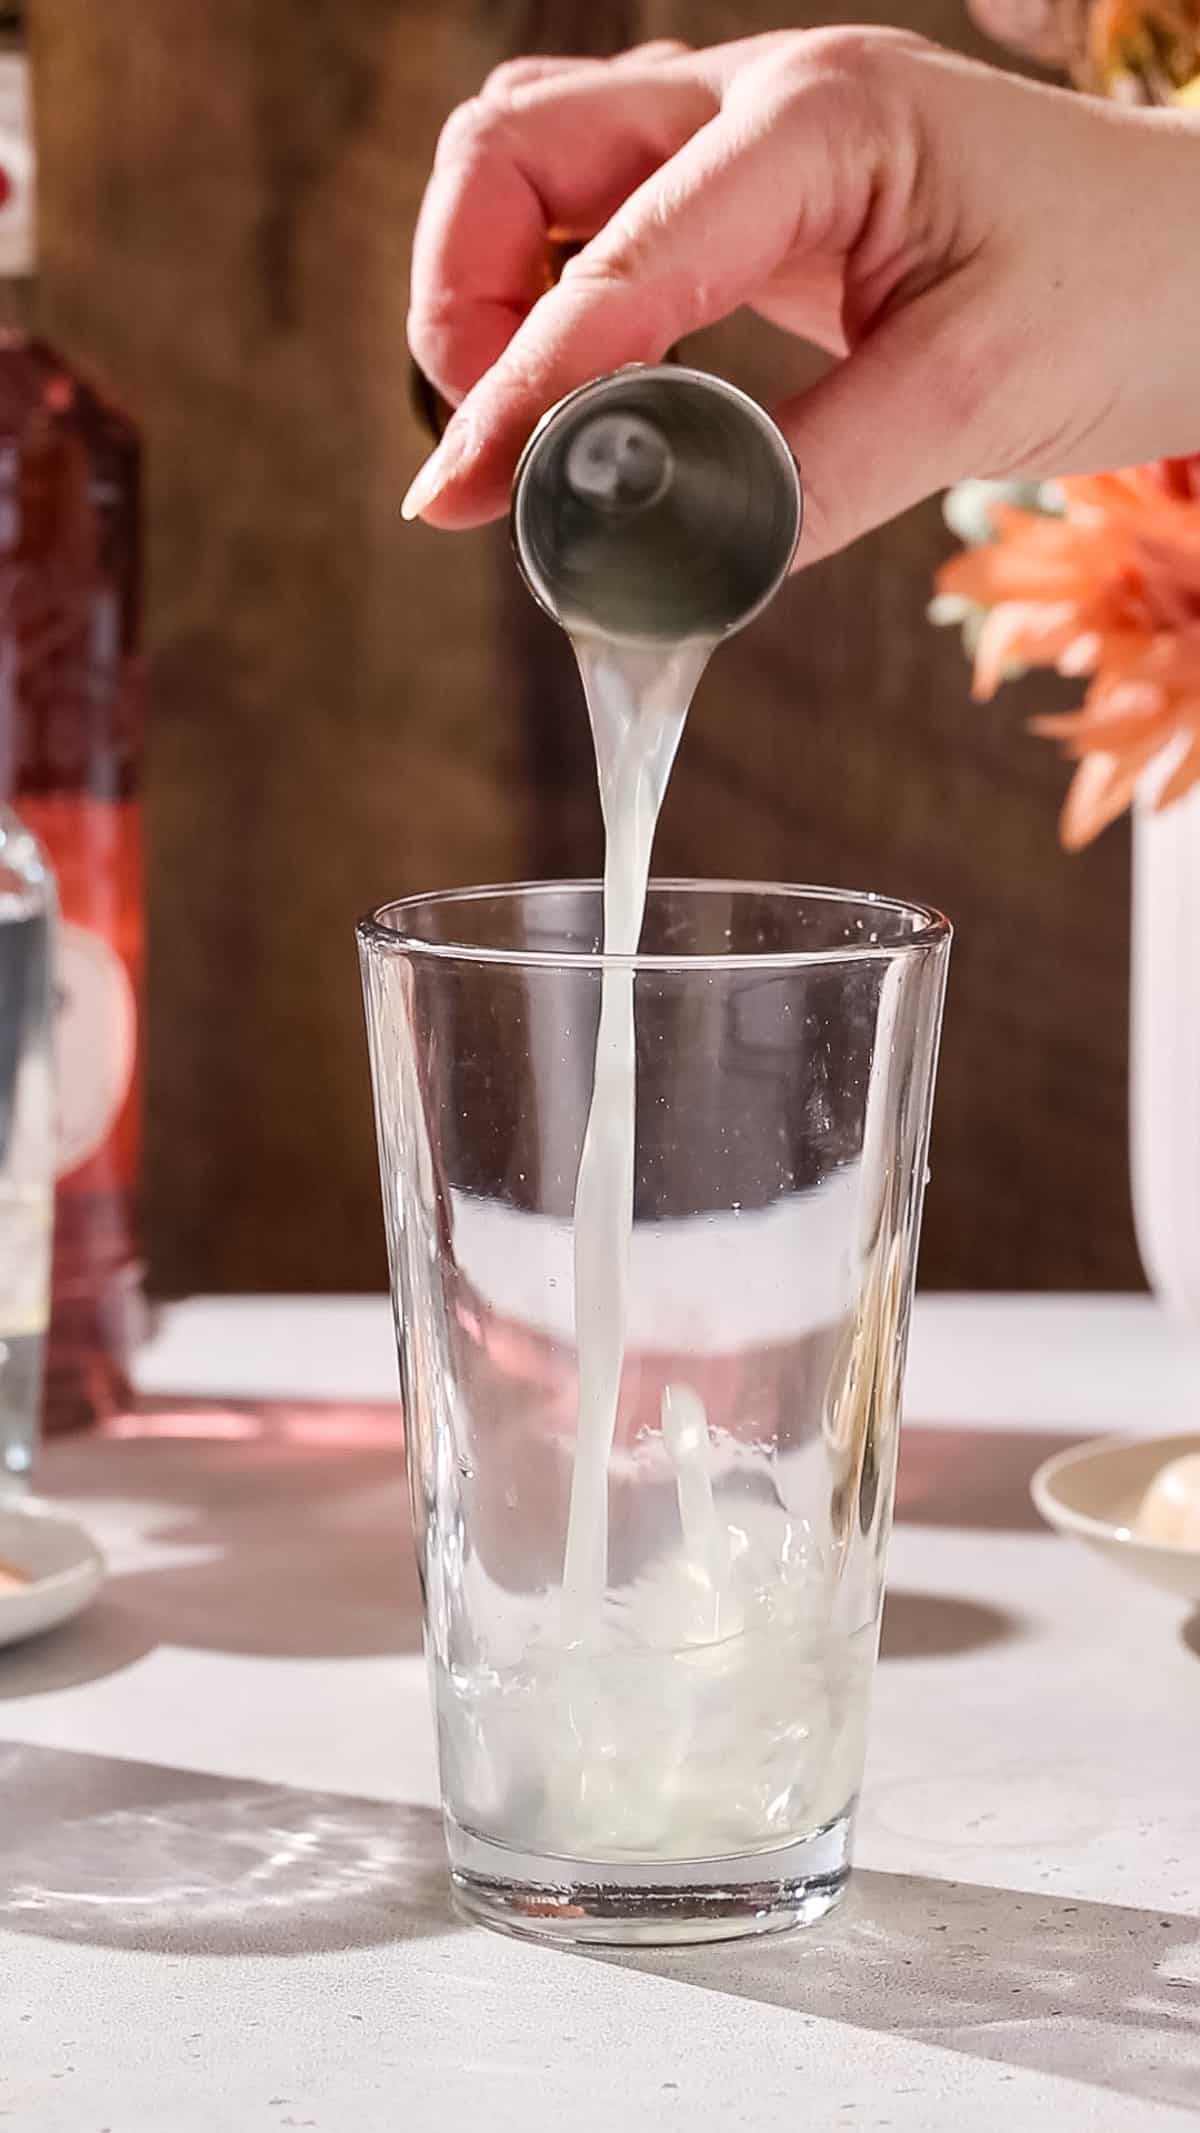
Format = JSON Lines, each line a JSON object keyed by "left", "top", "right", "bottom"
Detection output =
{"left": 0, "top": 54, "right": 33, "bottom": 280}
{"left": 53, "top": 920, "right": 136, "bottom": 1178}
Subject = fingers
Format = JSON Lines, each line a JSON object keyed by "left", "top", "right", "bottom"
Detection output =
{"left": 404, "top": 99, "right": 810, "bottom": 526}
{"left": 409, "top": 55, "right": 713, "bottom": 407}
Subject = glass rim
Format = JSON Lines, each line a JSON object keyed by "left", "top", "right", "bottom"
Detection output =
{"left": 356, "top": 878, "right": 951, "bottom": 974}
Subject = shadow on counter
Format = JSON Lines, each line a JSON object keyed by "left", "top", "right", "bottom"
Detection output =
{"left": 0, "top": 1742, "right": 453, "bottom": 1957}
{"left": 593, "top": 1864, "right": 1200, "bottom": 2113}
{"left": 0, "top": 1404, "right": 417, "bottom": 1702}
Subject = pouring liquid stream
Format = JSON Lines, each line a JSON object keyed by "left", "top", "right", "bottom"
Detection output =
{"left": 436, "top": 621, "right": 871, "bottom": 1864}
{"left": 559, "top": 633, "right": 713, "bottom": 1644}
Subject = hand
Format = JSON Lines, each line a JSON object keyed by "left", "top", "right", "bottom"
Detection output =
{"left": 404, "top": 30, "right": 1200, "bottom": 563}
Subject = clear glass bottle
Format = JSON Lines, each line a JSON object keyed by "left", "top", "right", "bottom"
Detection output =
{"left": 0, "top": 802, "right": 53, "bottom": 1484}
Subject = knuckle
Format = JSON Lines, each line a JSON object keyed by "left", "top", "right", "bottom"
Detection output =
{"left": 812, "top": 24, "right": 929, "bottom": 71}
{"left": 480, "top": 57, "right": 546, "bottom": 102}
{"left": 407, "top": 294, "right": 477, "bottom": 402}
{"left": 768, "top": 24, "right": 928, "bottom": 98}
{"left": 558, "top": 236, "right": 687, "bottom": 347}
{"left": 405, "top": 298, "right": 452, "bottom": 383}
{"left": 559, "top": 237, "right": 640, "bottom": 294}
{"left": 628, "top": 37, "right": 690, "bottom": 60}
{"left": 433, "top": 94, "right": 511, "bottom": 171}
{"left": 560, "top": 227, "right": 675, "bottom": 313}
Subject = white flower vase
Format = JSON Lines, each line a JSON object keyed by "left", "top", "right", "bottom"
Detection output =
{"left": 1130, "top": 774, "right": 1200, "bottom": 1320}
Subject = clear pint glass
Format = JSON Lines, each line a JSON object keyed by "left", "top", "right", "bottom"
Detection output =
{"left": 359, "top": 881, "right": 950, "bottom": 1945}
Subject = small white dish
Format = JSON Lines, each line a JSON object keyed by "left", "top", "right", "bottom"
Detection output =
{"left": 1032, "top": 1432, "right": 1200, "bottom": 1602}
{"left": 0, "top": 1499, "right": 105, "bottom": 1649}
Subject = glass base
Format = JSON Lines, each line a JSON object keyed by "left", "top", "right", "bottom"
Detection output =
{"left": 446, "top": 1810, "right": 853, "bottom": 1947}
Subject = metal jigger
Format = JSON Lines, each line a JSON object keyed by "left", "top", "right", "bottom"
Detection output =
{"left": 511, "top": 365, "right": 802, "bottom": 646}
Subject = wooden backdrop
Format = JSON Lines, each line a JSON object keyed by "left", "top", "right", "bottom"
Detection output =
{"left": 33, "top": 0, "right": 1141, "bottom": 1294}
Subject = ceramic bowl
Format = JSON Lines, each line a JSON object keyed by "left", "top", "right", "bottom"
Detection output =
{"left": 0, "top": 1499, "right": 105, "bottom": 1649}
{"left": 1032, "top": 1432, "right": 1200, "bottom": 1602}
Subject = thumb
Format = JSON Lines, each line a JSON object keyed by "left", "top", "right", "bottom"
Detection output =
{"left": 774, "top": 298, "right": 977, "bottom": 565}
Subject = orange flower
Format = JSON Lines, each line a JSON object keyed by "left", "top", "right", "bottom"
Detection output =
{"left": 964, "top": 0, "right": 1200, "bottom": 96}
{"left": 936, "top": 460, "right": 1200, "bottom": 847}
{"left": 1084, "top": 0, "right": 1200, "bottom": 97}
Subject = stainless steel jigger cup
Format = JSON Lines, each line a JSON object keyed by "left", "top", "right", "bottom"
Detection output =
{"left": 511, "top": 365, "right": 803, "bottom": 645}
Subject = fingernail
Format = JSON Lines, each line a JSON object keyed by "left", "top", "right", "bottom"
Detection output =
{"left": 401, "top": 426, "right": 466, "bottom": 521}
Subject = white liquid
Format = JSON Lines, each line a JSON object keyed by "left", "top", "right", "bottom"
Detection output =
{"left": 441, "top": 1492, "right": 872, "bottom": 1862}
{"left": 434, "top": 630, "right": 877, "bottom": 1865}
{"left": 560, "top": 635, "right": 710, "bottom": 1638}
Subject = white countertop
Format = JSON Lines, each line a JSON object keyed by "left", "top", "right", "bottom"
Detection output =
{"left": 2, "top": 1294, "right": 1199, "bottom": 2132}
